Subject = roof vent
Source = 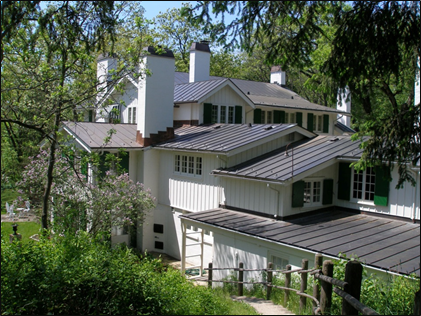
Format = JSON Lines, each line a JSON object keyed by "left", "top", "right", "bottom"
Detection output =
{"left": 213, "top": 125, "right": 221, "bottom": 129}
{"left": 328, "top": 137, "right": 340, "bottom": 142}
{"left": 247, "top": 91, "right": 250, "bottom": 95}
{"left": 248, "top": 123, "right": 252, "bottom": 128}
{"left": 265, "top": 126, "right": 274, "bottom": 130}
{"left": 291, "top": 96, "right": 294, "bottom": 99}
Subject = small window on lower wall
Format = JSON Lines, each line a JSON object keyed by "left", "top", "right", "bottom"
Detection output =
{"left": 154, "top": 224, "right": 164, "bottom": 234}
{"left": 271, "top": 255, "right": 289, "bottom": 270}
{"left": 155, "top": 241, "right": 164, "bottom": 250}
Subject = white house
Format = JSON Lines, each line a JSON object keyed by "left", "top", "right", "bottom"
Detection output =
{"left": 63, "top": 42, "right": 420, "bottom": 279}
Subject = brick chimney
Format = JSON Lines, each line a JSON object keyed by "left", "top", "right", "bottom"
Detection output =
{"left": 136, "top": 47, "right": 175, "bottom": 147}
{"left": 189, "top": 41, "right": 211, "bottom": 83}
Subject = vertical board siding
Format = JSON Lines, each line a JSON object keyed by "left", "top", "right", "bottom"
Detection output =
{"left": 205, "top": 85, "right": 250, "bottom": 108}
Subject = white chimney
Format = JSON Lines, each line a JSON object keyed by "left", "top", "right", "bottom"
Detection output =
{"left": 97, "top": 53, "right": 118, "bottom": 102}
{"left": 137, "top": 47, "right": 175, "bottom": 146}
{"left": 270, "top": 66, "right": 286, "bottom": 85}
{"left": 189, "top": 41, "right": 211, "bottom": 83}
{"left": 337, "top": 87, "right": 351, "bottom": 127}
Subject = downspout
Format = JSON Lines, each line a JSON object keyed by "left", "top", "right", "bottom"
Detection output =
{"left": 216, "top": 155, "right": 228, "bottom": 207}
{"left": 267, "top": 184, "right": 280, "bottom": 218}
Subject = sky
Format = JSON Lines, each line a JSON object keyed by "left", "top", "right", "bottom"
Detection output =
{"left": 140, "top": 1, "right": 195, "bottom": 20}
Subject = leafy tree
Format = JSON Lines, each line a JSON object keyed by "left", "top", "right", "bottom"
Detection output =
{"left": 183, "top": 1, "right": 420, "bottom": 187}
{"left": 1, "top": 1, "right": 140, "bottom": 230}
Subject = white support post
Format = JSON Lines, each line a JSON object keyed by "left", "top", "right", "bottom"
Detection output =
{"left": 200, "top": 229, "right": 204, "bottom": 277}
{"left": 181, "top": 221, "right": 187, "bottom": 276}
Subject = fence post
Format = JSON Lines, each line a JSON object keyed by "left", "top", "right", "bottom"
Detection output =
{"left": 208, "top": 262, "right": 213, "bottom": 289}
{"left": 284, "top": 264, "right": 291, "bottom": 306}
{"left": 312, "top": 253, "right": 323, "bottom": 315}
{"left": 320, "top": 260, "right": 333, "bottom": 315}
{"left": 238, "top": 262, "right": 244, "bottom": 296}
{"left": 267, "top": 262, "right": 273, "bottom": 300}
{"left": 300, "top": 259, "right": 309, "bottom": 314}
{"left": 342, "top": 260, "right": 363, "bottom": 315}
{"left": 414, "top": 290, "right": 420, "bottom": 316}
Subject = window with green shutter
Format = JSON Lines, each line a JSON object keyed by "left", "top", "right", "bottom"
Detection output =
{"left": 274, "top": 110, "right": 285, "bottom": 124}
{"left": 338, "top": 162, "right": 351, "bottom": 200}
{"left": 119, "top": 152, "right": 130, "bottom": 174}
{"left": 292, "top": 181, "right": 305, "bottom": 208}
{"left": 323, "top": 114, "right": 329, "bottom": 133}
{"left": 296, "top": 112, "right": 303, "bottom": 127}
{"left": 322, "top": 179, "right": 334, "bottom": 205}
{"left": 307, "top": 113, "right": 314, "bottom": 132}
{"left": 203, "top": 103, "right": 212, "bottom": 124}
{"left": 374, "top": 165, "right": 390, "bottom": 206}
{"left": 254, "top": 109, "right": 262, "bottom": 124}
{"left": 235, "top": 105, "right": 242, "bottom": 124}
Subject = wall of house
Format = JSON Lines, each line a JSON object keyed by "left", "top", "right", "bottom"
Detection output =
{"left": 158, "top": 150, "right": 222, "bottom": 212}
{"left": 220, "top": 177, "right": 280, "bottom": 217}
{"left": 173, "top": 103, "right": 200, "bottom": 122}
{"left": 282, "top": 165, "right": 337, "bottom": 217}
{"left": 335, "top": 164, "right": 420, "bottom": 220}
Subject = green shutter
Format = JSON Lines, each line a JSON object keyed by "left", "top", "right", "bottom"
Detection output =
{"left": 274, "top": 110, "right": 285, "bottom": 124}
{"left": 337, "top": 162, "right": 351, "bottom": 200}
{"left": 119, "top": 152, "right": 130, "bottom": 174}
{"left": 307, "top": 113, "right": 314, "bottom": 132}
{"left": 254, "top": 109, "right": 262, "bottom": 124}
{"left": 203, "top": 103, "right": 212, "bottom": 124}
{"left": 292, "top": 181, "right": 305, "bottom": 208}
{"left": 322, "top": 179, "right": 334, "bottom": 205}
{"left": 235, "top": 105, "right": 242, "bottom": 124}
{"left": 323, "top": 114, "right": 329, "bottom": 133}
{"left": 88, "top": 110, "right": 93, "bottom": 122}
{"left": 80, "top": 152, "right": 88, "bottom": 181}
{"left": 374, "top": 165, "right": 390, "bottom": 206}
{"left": 296, "top": 112, "right": 303, "bottom": 127}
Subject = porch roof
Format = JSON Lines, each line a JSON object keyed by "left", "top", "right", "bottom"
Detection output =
{"left": 180, "top": 208, "right": 420, "bottom": 276}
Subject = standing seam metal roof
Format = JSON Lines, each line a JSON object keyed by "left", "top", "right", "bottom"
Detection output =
{"left": 212, "top": 135, "right": 365, "bottom": 182}
{"left": 180, "top": 208, "right": 420, "bottom": 276}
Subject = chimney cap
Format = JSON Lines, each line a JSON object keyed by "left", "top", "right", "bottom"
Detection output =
{"left": 190, "top": 41, "right": 211, "bottom": 53}
{"left": 97, "top": 52, "right": 118, "bottom": 61}
{"left": 142, "top": 46, "right": 175, "bottom": 58}
{"left": 270, "top": 65, "right": 284, "bottom": 73}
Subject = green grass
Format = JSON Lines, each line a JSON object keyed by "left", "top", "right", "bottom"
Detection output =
{"left": 1, "top": 188, "right": 22, "bottom": 214}
{"left": 1, "top": 221, "right": 41, "bottom": 244}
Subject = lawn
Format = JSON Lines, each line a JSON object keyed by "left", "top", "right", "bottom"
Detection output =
{"left": 1, "top": 221, "right": 41, "bottom": 244}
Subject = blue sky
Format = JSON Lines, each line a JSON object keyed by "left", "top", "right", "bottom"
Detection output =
{"left": 141, "top": 1, "right": 195, "bottom": 20}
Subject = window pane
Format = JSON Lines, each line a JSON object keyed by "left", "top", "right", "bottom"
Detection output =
{"left": 182, "top": 156, "right": 187, "bottom": 173}
{"left": 220, "top": 106, "right": 226, "bottom": 123}
{"left": 196, "top": 157, "right": 202, "bottom": 175}
{"left": 304, "top": 182, "right": 311, "bottom": 203}
{"left": 313, "top": 181, "right": 321, "bottom": 202}
{"left": 228, "top": 106, "right": 234, "bottom": 124}
{"left": 267, "top": 111, "right": 272, "bottom": 124}
{"left": 175, "top": 155, "right": 180, "bottom": 172}
{"left": 188, "top": 156, "right": 194, "bottom": 174}
{"left": 211, "top": 105, "right": 218, "bottom": 123}
{"left": 133, "top": 107, "right": 136, "bottom": 123}
{"left": 128, "top": 108, "right": 132, "bottom": 123}
{"left": 290, "top": 113, "right": 296, "bottom": 123}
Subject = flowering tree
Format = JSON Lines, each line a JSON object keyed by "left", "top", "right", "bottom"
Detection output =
{"left": 16, "top": 147, "right": 156, "bottom": 242}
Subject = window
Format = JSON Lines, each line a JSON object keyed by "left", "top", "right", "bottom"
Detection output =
{"left": 262, "top": 110, "right": 273, "bottom": 124}
{"left": 210, "top": 105, "right": 237, "bottom": 123}
{"left": 271, "top": 255, "right": 289, "bottom": 270}
{"left": 128, "top": 108, "right": 131, "bottom": 123}
{"left": 285, "top": 112, "right": 296, "bottom": 124}
{"left": 352, "top": 167, "right": 375, "bottom": 201}
{"left": 175, "top": 154, "right": 202, "bottom": 177}
{"left": 132, "top": 107, "right": 136, "bottom": 123}
{"left": 315, "top": 115, "right": 323, "bottom": 132}
{"left": 304, "top": 181, "right": 322, "bottom": 205}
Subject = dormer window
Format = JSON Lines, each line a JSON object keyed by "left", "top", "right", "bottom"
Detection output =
{"left": 205, "top": 103, "right": 242, "bottom": 124}
{"left": 128, "top": 107, "right": 137, "bottom": 124}
{"left": 285, "top": 112, "right": 296, "bottom": 124}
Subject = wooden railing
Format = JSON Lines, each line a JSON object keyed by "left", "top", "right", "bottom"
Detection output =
{"left": 205, "top": 253, "right": 381, "bottom": 315}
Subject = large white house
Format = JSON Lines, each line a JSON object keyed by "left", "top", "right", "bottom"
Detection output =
{"left": 63, "top": 42, "right": 420, "bottom": 279}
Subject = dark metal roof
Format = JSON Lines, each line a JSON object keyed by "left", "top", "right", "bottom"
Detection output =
{"left": 62, "top": 121, "right": 143, "bottom": 150}
{"left": 212, "top": 135, "right": 364, "bottom": 183}
{"left": 181, "top": 208, "right": 420, "bottom": 276}
{"left": 335, "top": 122, "right": 356, "bottom": 134}
{"left": 173, "top": 72, "right": 350, "bottom": 115}
{"left": 174, "top": 79, "right": 228, "bottom": 103}
{"left": 155, "top": 123, "right": 299, "bottom": 153}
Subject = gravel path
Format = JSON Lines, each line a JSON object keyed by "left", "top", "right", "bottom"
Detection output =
{"left": 231, "top": 296, "right": 295, "bottom": 315}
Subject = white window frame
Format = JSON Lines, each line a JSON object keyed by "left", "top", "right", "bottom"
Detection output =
{"left": 262, "top": 110, "right": 273, "bottom": 124}
{"left": 285, "top": 112, "right": 296, "bottom": 124}
{"left": 303, "top": 180, "right": 322, "bottom": 206}
{"left": 174, "top": 154, "right": 203, "bottom": 178}
{"left": 211, "top": 104, "right": 237, "bottom": 124}
{"left": 352, "top": 167, "right": 376, "bottom": 202}
{"left": 315, "top": 115, "right": 323, "bottom": 132}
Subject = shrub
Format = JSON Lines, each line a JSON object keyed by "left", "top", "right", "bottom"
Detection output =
{"left": 1, "top": 233, "right": 233, "bottom": 315}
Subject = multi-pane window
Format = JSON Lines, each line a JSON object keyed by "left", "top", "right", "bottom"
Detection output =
{"left": 285, "top": 112, "right": 296, "bottom": 124}
{"left": 175, "top": 154, "right": 203, "bottom": 177}
{"left": 128, "top": 108, "right": 132, "bottom": 123}
{"left": 211, "top": 105, "right": 236, "bottom": 123}
{"left": 262, "top": 110, "right": 273, "bottom": 124}
{"left": 304, "top": 181, "right": 322, "bottom": 205}
{"left": 315, "top": 115, "right": 323, "bottom": 132}
{"left": 127, "top": 107, "right": 137, "bottom": 123}
{"left": 353, "top": 167, "right": 375, "bottom": 201}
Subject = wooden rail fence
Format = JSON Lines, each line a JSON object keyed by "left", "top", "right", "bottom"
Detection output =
{"left": 205, "top": 253, "right": 382, "bottom": 315}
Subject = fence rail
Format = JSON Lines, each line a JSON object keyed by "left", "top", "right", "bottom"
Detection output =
{"left": 204, "top": 253, "right": 383, "bottom": 315}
